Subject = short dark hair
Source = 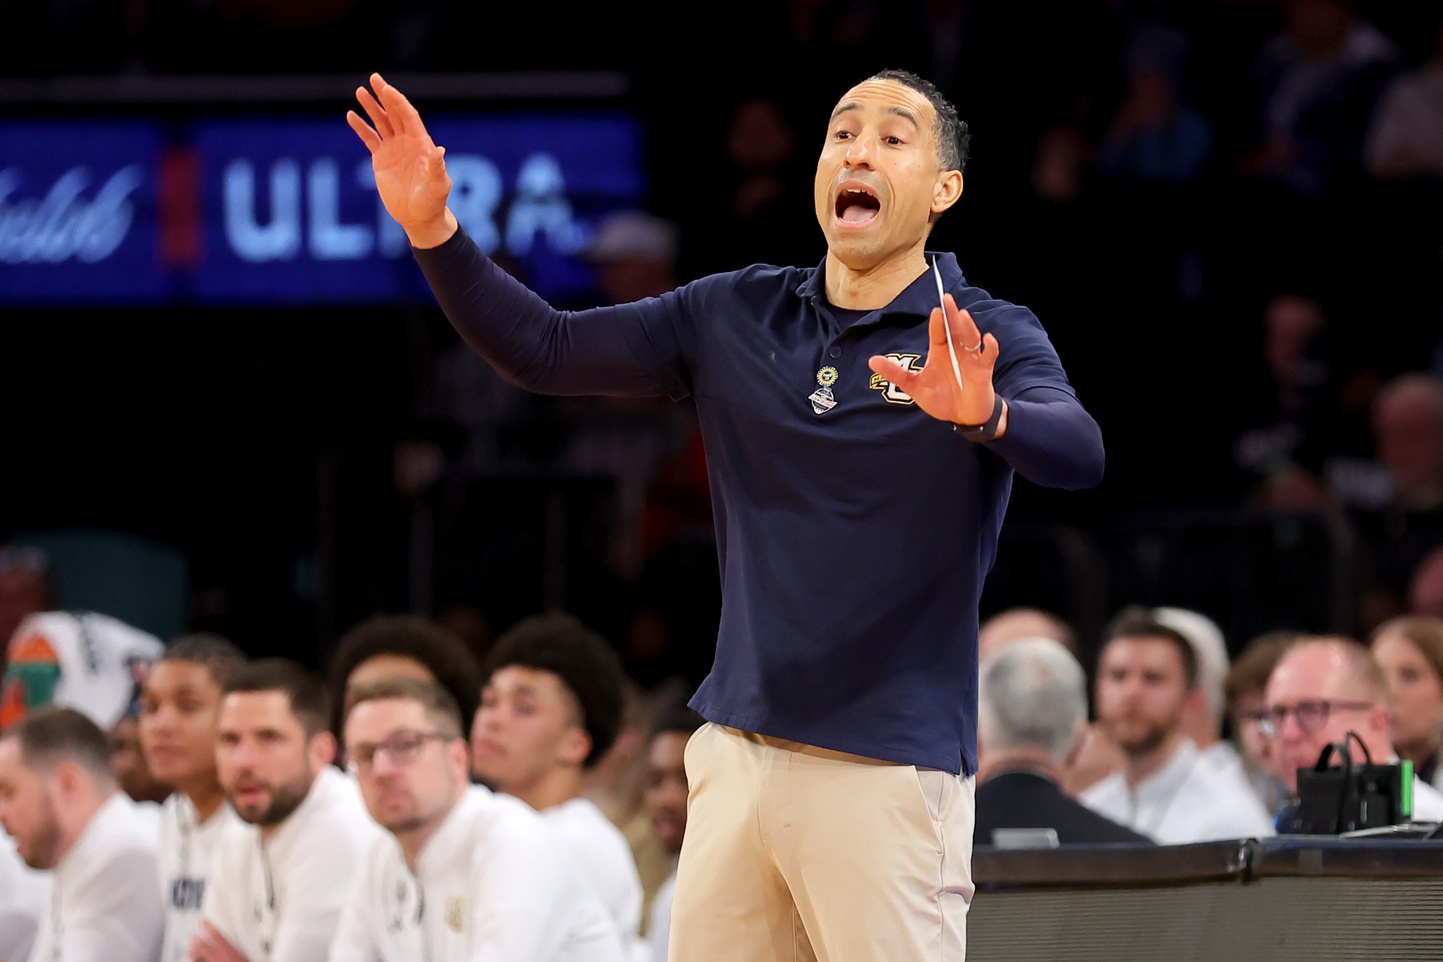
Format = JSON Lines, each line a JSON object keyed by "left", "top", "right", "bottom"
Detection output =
{"left": 482, "top": 610, "right": 627, "bottom": 768}
{"left": 1225, "top": 629, "right": 1299, "bottom": 711}
{"left": 343, "top": 676, "right": 464, "bottom": 740}
{"left": 222, "top": 657, "right": 331, "bottom": 736}
{"left": 325, "top": 614, "right": 483, "bottom": 739}
{"left": 1100, "top": 605, "right": 1200, "bottom": 690}
{"left": 866, "top": 68, "right": 969, "bottom": 172}
{"left": 160, "top": 632, "right": 248, "bottom": 690}
{"left": 0, "top": 705, "right": 113, "bottom": 782}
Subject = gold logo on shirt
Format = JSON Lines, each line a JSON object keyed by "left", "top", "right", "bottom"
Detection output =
{"left": 446, "top": 896, "right": 465, "bottom": 932}
{"left": 868, "top": 353, "right": 922, "bottom": 405}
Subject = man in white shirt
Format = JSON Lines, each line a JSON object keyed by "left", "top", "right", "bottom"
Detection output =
{"left": 191, "top": 658, "right": 384, "bottom": 962}
{"left": 1263, "top": 634, "right": 1443, "bottom": 829}
{"left": 0, "top": 705, "right": 163, "bottom": 962}
{"left": 471, "top": 612, "right": 644, "bottom": 946}
{"left": 1080, "top": 607, "right": 1276, "bottom": 843}
{"left": 137, "top": 633, "right": 249, "bottom": 962}
{"left": 331, "top": 675, "right": 625, "bottom": 962}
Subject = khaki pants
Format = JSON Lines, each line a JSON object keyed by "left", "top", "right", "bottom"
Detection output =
{"left": 668, "top": 722, "right": 975, "bottom": 962}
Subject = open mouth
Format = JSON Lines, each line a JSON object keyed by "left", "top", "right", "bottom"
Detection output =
{"left": 834, "top": 185, "right": 881, "bottom": 226}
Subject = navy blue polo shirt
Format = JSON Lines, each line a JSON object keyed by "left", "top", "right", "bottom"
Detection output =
{"left": 415, "top": 229, "right": 1104, "bottom": 775}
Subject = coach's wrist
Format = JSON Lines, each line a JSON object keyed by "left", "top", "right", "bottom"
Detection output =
{"left": 953, "top": 395, "right": 1005, "bottom": 441}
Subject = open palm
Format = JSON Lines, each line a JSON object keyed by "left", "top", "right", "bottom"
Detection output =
{"left": 346, "top": 72, "right": 455, "bottom": 245}
{"left": 867, "top": 293, "right": 999, "bottom": 426}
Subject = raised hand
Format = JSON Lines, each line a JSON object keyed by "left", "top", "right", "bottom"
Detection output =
{"left": 347, "top": 72, "right": 459, "bottom": 249}
{"left": 867, "top": 293, "right": 1002, "bottom": 429}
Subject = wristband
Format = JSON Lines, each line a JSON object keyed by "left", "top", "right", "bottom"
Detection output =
{"left": 954, "top": 394, "right": 1004, "bottom": 441}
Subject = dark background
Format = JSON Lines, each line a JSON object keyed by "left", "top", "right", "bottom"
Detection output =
{"left": 4, "top": 0, "right": 1442, "bottom": 680}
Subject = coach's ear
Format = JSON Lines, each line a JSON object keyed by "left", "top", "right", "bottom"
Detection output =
{"left": 931, "top": 169, "right": 963, "bottom": 219}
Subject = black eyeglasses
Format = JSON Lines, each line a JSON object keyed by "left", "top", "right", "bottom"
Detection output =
{"left": 1252, "top": 699, "right": 1374, "bottom": 739}
{"left": 346, "top": 729, "right": 450, "bottom": 774}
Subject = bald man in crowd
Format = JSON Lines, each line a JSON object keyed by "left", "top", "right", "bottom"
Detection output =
{"left": 1262, "top": 634, "right": 1443, "bottom": 830}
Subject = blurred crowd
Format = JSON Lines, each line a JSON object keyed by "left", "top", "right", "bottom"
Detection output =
{"left": 5, "top": 552, "right": 1443, "bottom": 960}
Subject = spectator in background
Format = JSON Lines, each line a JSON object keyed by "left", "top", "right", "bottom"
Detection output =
{"left": 1080, "top": 606, "right": 1275, "bottom": 843}
{"left": 977, "top": 605, "right": 1080, "bottom": 663}
{"left": 332, "top": 676, "right": 626, "bottom": 962}
{"left": 1225, "top": 0, "right": 1405, "bottom": 326}
{"left": 324, "top": 613, "right": 485, "bottom": 758}
{"left": 1368, "top": 615, "right": 1443, "bottom": 791}
{"left": 138, "top": 632, "right": 248, "bottom": 962}
{"left": 1098, "top": 54, "right": 1214, "bottom": 188}
{"left": 1336, "top": 372, "right": 1443, "bottom": 632}
{"left": 581, "top": 210, "right": 682, "bottom": 307}
{"left": 1228, "top": 290, "right": 1351, "bottom": 509}
{"left": 108, "top": 708, "right": 172, "bottom": 805}
{"left": 0, "top": 706, "right": 164, "bottom": 962}
{"left": 976, "top": 604, "right": 1126, "bottom": 797}
{"left": 196, "top": 658, "right": 384, "bottom": 962}
{"left": 583, "top": 678, "right": 678, "bottom": 934}
{"left": 1153, "top": 606, "right": 1245, "bottom": 781}
{"left": 1, "top": 608, "right": 163, "bottom": 732}
{"left": 1224, "top": 630, "right": 1298, "bottom": 815}
{"left": 701, "top": 93, "right": 819, "bottom": 276}
{"left": 1408, "top": 544, "right": 1443, "bottom": 618}
{"left": 471, "top": 611, "right": 644, "bottom": 949}
{"left": 975, "top": 638, "right": 1153, "bottom": 847}
{"left": 0, "top": 545, "right": 57, "bottom": 673}
{"left": 640, "top": 703, "right": 705, "bottom": 962}
{"left": 1263, "top": 634, "right": 1443, "bottom": 829}
{"left": 1364, "top": 12, "right": 1443, "bottom": 181}
{"left": 1238, "top": 0, "right": 1403, "bottom": 199}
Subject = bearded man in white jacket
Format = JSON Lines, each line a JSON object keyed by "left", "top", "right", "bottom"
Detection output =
{"left": 191, "top": 658, "right": 383, "bottom": 962}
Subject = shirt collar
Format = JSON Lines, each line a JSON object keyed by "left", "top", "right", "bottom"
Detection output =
{"left": 416, "top": 784, "right": 491, "bottom": 877}
{"left": 57, "top": 792, "right": 131, "bottom": 880}
{"left": 1133, "top": 739, "right": 1201, "bottom": 807}
{"left": 794, "top": 250, "right": 967, "bottom": 321}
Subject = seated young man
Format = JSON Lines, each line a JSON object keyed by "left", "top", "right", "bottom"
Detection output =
{"left": 471, "top": 611, "right": 644, "bottom": 945}
{"left": 137, "top": 632, "right": 248, "bottom": 962}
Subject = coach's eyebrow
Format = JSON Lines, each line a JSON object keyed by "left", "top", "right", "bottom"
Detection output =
{"left": 829, "top": 102, "right": 921, "bottom": 130}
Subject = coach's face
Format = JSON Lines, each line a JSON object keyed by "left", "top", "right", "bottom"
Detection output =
{"left": 346, "top": 697, "right": 464, "bottom": 837}
{"left": 814, "top": 78, "right": 961, "bottom": 271}
{"left": 0, "top": 738, "right": 62, "bottom": 869}
{"left": 216, "top": 690, "right": 330, "bottom": 827}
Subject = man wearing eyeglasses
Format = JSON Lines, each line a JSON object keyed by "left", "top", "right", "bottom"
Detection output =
{"left": 1261, "top": 635, "right": 1443, "bottom": 831}
{"left": 330, "top": 675, "right": 625, "bottom": 962}
{"left": 192, "top": 658, "right": 385, "bottom": 962}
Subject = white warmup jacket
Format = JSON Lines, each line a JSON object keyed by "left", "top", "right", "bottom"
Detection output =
{"left": 330, "top": 786, "right": 625, "bottom": 962}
